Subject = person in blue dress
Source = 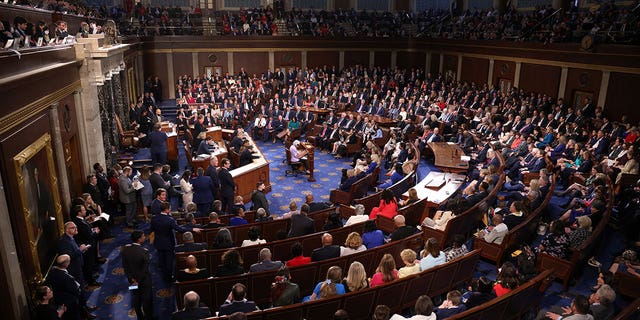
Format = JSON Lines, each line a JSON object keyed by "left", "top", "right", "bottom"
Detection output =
{"left": 302, "top": 266, "right": 345, "bottom": 302}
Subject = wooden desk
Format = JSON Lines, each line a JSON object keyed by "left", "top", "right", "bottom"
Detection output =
{"left": 191, "top": 141, "right": 228, "bottom": 173}
{"left": 373, "top": 116, "right": 397, "bottom": 128}
{"left": 301, "top": 141, "right": 315, "bottom": 182}
{"left": 159, "top": 122, "right": 179, "bottom": 162}
{"left": 428, "top": 142, "right": 469, "bottom": 173}
{"left": 404, "top": 171, "right": 465, "bottom": 205}
{"left": 229, "top": 134, "right": 271, "bottom": 202}
{"left": 205, "top": 126, "right": 223, "bottom": 141}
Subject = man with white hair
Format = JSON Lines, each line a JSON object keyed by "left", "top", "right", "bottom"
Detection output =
{"left": 344, "top": 204, "right": 369, "bottom": 226}
{"left": 389, "top": 215, "right": 420, "bottom": 242}
{"left": 172, "top": 291, "right": 211, "bottom": 319}
{"left": 249, "top": 248, "right": 284, "bottom": 273}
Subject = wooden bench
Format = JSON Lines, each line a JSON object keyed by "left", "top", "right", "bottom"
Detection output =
{"left": 612, "top": 297, "right": 640, "bottom": 320}
{"left": 536, "top": 178, "right": 614, "bottom": 291}
{"left": 447, "top": 270, "right": 553, "bottom": 320}
{"left": 176, "top": 232, "right": 426, "bottom": 311}
{"left": 176, "top": 207, "right": 335, "bottom": 245}
{"left": 376, "top": 197, "right": 429, "bottom": 233}
{"left": 614, "top": 270, "right": 640, "bottom": 299}
{"left": 474, "top": 173, "right": 557, "bottom": 266}
{"left": 175, "top": 217, "right": 365, "bottom": 275}
{"left": 193, "top": 249, "right": 482, "bottom": 320}
{"left": 329, "top": 173, "right": 371, "bottom": 205}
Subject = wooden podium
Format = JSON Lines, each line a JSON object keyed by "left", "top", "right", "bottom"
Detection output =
{"left": 302, "top": 142, "right": 316, "bottom": 182}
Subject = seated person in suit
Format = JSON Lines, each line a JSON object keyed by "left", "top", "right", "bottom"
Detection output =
{"left": 288, "top": 204, "right": 315, "bottom": 238}
{"left": 389, "top": 215, "right": 420, "bottom": 242}
{"left": 203, "top": 212, "right": 225, "bottom": 229}
{"left": 239, "top": 140, "right": 260, "bottom": 167}
{"left": 338, "top": 169, "right": 360, "bottom": 192}
{"left": 434, "top": 290, "right": 467, "bottom": 319}
{"left": 249, "top": 248, "right": 284, "bottom": 273}
{"left": 175, "top": 232, "right": 207, "bottom": 253}
{"left": 172, "top": 291, "right": 211, "bottom": 320}
{"left": 196, "top": 136, "right": 216, "bottom": 156}
{"left": 218, "top": 283, "right": 259, "bottom": 316}
{"left": 304, "top": 194, "right": 332, "bottom": 213}
{"left": 311, "top": 233, "right": 341, "bottom": 262}
{"left": 230, "top": 208, "right": 249, "bottom": 226}
{"left": 176, "top": 255, "right": 210, "bottom": 282}
{"left": 182, "top": 213, "right": 203, "bottom": 229}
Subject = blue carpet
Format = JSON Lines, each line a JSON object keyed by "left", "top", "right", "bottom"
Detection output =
{"left": 92, "top": 126, "right": 629, "bottom": 318}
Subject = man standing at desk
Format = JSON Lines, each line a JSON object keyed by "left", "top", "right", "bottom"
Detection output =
{"left": 219, "top": 158, "right": 236, "bottom": 214}
{"left": 148, "top": 123, "right": 167, "bottom": 165}
{"left": 206, "top": 156, "right": 220, "bottom": 201}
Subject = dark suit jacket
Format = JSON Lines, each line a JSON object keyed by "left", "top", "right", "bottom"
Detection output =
{"left": 205, "top": 165, "right": 220, "bottom": 197}
{"left": 150, "top": 213, "right": 192, "bottom": 251}
{"left": 191, "top": 175, "right": 215, "bottom": 204}
{"left": 150, "top": 172, "right": 167, "bottom": 193}
{"left": 121, "top": 243, "right": 152, "bottom": 285}
{"left": 45, "top": 268, "right": 82, "bottom": 319}
{"left": 57, "top": 234, "right": 84, "bottom": 282}
{"left": 230, "top": 137, "right": 243, "bottom": 152}
{"left": 311, "top": 245, "right": 340, "bottom": 262}
{"left": 219, "top": 168, "right": 235, "bottom": 198}
{"left": 148, "top": 130, "right": 168, "bottom": 153}
{"left": 251, "top": 190, "right": 270, "bottom": 215}
{"left": 466, "top": 190, "right": 488, "bottom": 207}
{"left": 288, "top": 214, "right": 315, "bottom": 238}
{"left": 249, "top": 260, "right": 284, "bottom": 273}
{"left": 171, "top": 307, "right": 212, "bottom": 320}
{"left": 175, "top": 242, "right": 208, "bottom": 253}
{"left": 390, "top": 225, "right": 419, "bottom": 241}
{"left": 218, "top": 301, "right": 258, "bottom": 316}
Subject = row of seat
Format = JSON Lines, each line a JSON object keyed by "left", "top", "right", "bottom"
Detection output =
{"left": 184, "top": 249, "right": 481, "bottom": 320}
{"left": 474, "top": 173, "right": 558, "bottom": 266}
{"left": 175, "top": 232, "right": 424, "bottom": 310}
{"left": 535, "top": 177, "right": 615, "bottom": 291}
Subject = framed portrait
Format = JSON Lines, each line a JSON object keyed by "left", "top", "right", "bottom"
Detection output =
{"left": 572, "top": 90, "right": 593, "bottom": 108}
{"left": 205, "top": 66, "right": 223, "bottom": 78}
{"left": 13, "top": 133, "right": 64, "bottom": 281}
{"left": 204, "top": 66, "right": 214, "bottom": 78}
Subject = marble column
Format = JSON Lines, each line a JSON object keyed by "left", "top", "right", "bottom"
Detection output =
{"left": 119, "top": 70, "right": 131, "bottom": 130}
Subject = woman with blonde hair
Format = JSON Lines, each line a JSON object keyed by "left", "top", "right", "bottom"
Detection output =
{"left": 370, "top": 254, "right": 399, "bottom": 287}
{"left": 305, "top": 266, "right": 345, "bottom": 302}
{"left": 400, "top": 188, "right": 419, "bottom": 207}
{"left": 340, "top": 232, "right": 367, "bottom": 256}
{"left": 398, "top": 249, "right": 421, "bottom": 278}
{"left": 342, "top": 261, "right": 369, "bottom": 293}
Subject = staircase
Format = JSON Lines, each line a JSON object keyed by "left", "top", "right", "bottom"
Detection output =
{"left": 338, "top": 22, "right": 356, "bottom": 36}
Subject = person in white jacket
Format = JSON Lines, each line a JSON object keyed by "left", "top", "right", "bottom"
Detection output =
{"left": 180, "top": 170, "right": 193, "bottom": 207}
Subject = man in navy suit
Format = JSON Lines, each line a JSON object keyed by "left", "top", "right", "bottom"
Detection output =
{"left": 219, "top": 158, "right": 236, "bottom": 214}
{"left": 150, "top": 202, "right": 201, "bottom": 282}
{"left": 311, "top": 233, "right": 340, "bottom": 262}
{"left": 57, "top": 222, "right": 88, "bottom": 287}
{"left": 191, "top": 167, "right": 215, "bottom": 216}
{"left": 218, "top": 283, "right": 259, "bottom": 316}
{"left": 206, "top": 156, "right": 220, "bottom": 201}
{"left": 172, "top": 291, "right": 212, "bottom": 320}
{"left": 45, "top": 254, "right": 87, "bottom": 320}
{"left": 121, "top": 230, "right": 153, "bottom": 320}
{"left": 148, "top": 123, "right": 168, "bottom": 165}
{"left": 249, "top": 248, "right": 284, "bottom": 273}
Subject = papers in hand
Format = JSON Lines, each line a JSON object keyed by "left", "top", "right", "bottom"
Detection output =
{"left": 460, "top": 155, "right": 471, "bottom": 162}
{"left": 133, "top": 180, "right": 144, "bottom": 190}
{"left": 99, "top": 213, "right": 110, "bottom": 221}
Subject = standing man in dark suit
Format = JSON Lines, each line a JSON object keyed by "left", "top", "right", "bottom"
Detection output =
{"left": 150, "top": 163, "right": 169, "bottom": 194}
{"left": 311, "top": 233, "right": 340, "bottom": 262}
{"left": 250, "top": 182, "right": 270, "bottom": 215}
{"left": 219, "top": 158, "right": 236, "bottom": 214}
{"left": 288, "top": 204, "right": 315, "bottom": 237}
{"left": 70, "top": 205, "right": 101, "bottom": 287}
{"left": 121, "top": 230, "right": 153, "bottom": 320}
{"left": 150, "top": 202, "right": 201, "bottom": 282}
{"left": 57, "top": 222, "right": 88, "bottom": 287}
{"left": 148, "top": 123, "right": 168, "bottom": 165}
{"left": 119, "top": 166, "right": 138, "bottom": 228}
{"left": 206, "top": 156, "right": 220, "bottom": 202}
{"left": 150, "top": 188, "right": 167, "bottom": 216}
{"left": 45, "top": 254, "right": 88, "bottom": 320}
{"left": 191, "top": 167, "right": 215, "bottom": 217}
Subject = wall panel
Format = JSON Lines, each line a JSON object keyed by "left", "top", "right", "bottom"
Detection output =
{"left": 198, "top": 52, "right": 227, "bottom": 77}
{"left": 396, "top": 51, "right": 426, "bottom": 70}
{"left": 374, "top": 51, "right": 391, "bottom": 68}
{"left": 344, "top": 51, "right": 370, "bottom": 67}
{"left": 564, "top": 68, "right": 602, "bottom": 108}
{"left": 460, "top": 56, "right": 489, "bottom": 84}
{"left": 429, "top": 53, "right": 441, "bottom": 74}
{"left": 143, "top": 52, "right": 169, "bottom": 99}
{"left": 606, "top": 72, "right": 640, "bottom": 119}
{"left": 519, "top": 63, "right": 560, "bottom": 98}
{"left": 172, "top": 52, "right": 193, "bottom": 80}
{"left": 233, "top": 52, "right": 269, "bottom": 75}
{"left": 492, "top": 60, "right": 516, "bottom": 86}
{"left": 443, "top": 54, "right": 458, "bottom": 76}
{"left": 307, "top": 51, "right": 339, "bottom": 68}
{"left": 274, "top": 51, "right": 302, "bottom": 69}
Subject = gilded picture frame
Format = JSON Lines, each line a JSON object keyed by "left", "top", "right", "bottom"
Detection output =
{"left": 13, "top": 133, "right": 64, "bottom": 281}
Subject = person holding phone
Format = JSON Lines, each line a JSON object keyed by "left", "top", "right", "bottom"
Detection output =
{"left": 121, "top": 230, "right": 153, "bottom": 320}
